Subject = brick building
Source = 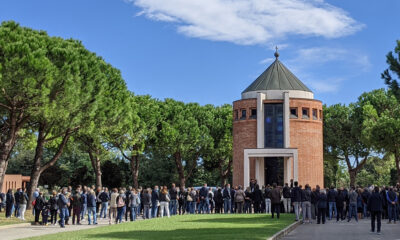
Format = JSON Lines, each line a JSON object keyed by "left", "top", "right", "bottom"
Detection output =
{"left": 233, "top": 50, "right": 323, "bottom": 188}
{"left": 2, "top": 174, "right": 30, "bottom": 193}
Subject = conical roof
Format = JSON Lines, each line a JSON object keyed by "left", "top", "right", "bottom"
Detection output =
{"left": 242, "top": 58, "right": 312, "bottom": 94}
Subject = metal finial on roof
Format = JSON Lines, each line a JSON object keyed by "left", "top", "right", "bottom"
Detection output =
{"left": 274, "top": 46, "right": 279, "bottom": 59}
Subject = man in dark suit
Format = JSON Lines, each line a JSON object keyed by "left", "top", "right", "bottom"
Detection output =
{"left": 368, "top": 186, "right": 384, "bottom": 235}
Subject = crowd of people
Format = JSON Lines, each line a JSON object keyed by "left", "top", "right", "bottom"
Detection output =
{"left": 0, "top": 179, "right": 398, "bottom": 234}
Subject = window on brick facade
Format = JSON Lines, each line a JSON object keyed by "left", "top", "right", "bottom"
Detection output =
{"left": 302, "top": 108, "right": 310, "bottom": 119}
{"left": 250, "top": 108, "right": 257, "bottom": 119}
{"left": 240, "top": 109, "right": 246, "bottom": 120}
{"left": 312, "top": 109, "right": 318, "bottom": 120}
{"left": 234, "top": 110, "right": 238, "bottom": 121}
{"left": 290, "top": 108, "right": 298, "bottom": 119}
{"left": 319, "top": 110, "right": 323, "bottom": 120}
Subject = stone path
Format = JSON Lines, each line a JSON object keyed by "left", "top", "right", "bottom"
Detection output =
{"left": 0, "top": 217, "right": 129, "bottom": 240}
{"left": 283, "top": 219, "right": 400, "bottom": 240}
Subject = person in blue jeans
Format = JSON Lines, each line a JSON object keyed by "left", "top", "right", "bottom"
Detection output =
{"left": 57, "top": 188, "right": 69, "bottom": 228}
{"left": 199, "top": 183, "right": 209, "bottom": 214}
{"left": 386, "top": 187, "right": 398, "bottom": 223}
{"left": 80, "top": 188, "right": 87, "bottom": 220}
{"left": 169, "top": 183, "right": 178, "bottom": 215}
{"left": 327, "top": 186, "right": 337, "bottom": 220}
{"left": 116, "top": 190, "right": 126, "bottom": 223}
{"left": 87, "top": 189, "right": 97, "bottom": 225}
{"left": 129, "top": 189, "right": 140, "bottom": 221}
{"left": 223, "top": 184, "right": 232, "bottom": 213}
{"left": 151, "top": 186, "right": 159, "bottom": 218}
{"left": 347, "top": 187, "right": 358, "bottom": 222}
{"left": 99, "top": 188, "right": 110, "bottom": 219}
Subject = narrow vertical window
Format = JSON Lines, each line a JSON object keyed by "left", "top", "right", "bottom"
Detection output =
{"left": 302, "top": 108, "right": 309, "bottom": 119}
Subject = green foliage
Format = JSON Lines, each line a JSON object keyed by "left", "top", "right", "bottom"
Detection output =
{"left": 356, "top": 155, "right": 394, "bottom": 187}
{"left": 382, "top": 40, "right": 400, "bottom": 101}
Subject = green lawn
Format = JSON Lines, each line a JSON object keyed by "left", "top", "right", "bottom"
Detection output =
{"left": 0, "top": 210, "right": 34, "bottom": 226}
{"left": 25, "top": 214, "right": 294, "bottom": 240}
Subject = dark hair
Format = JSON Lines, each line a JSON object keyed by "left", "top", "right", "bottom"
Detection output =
{"left": 272, "top": 183, "right": 277, "bottom": 188}
{"left": 294, "top": 181, "right": 298, "bottom": 187}
{"left": 374, "top": 187, "right": 379, "bottom": 193}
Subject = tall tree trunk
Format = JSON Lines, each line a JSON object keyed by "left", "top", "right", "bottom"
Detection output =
{"left": 219, "top": 158, "right": 232, "bottom": 187}
{"left": 88, "top": 150, "right": 102, "bottom": 188}
{"left": 27, "top": 124, "right": 45, "bottom": 209}
{"left": 0, "top": 109, "right": 23, "bottom": 191}
{"left": 349, "top": 169, "right": 357, "bottom": 188}
{"left": 130, "top": 154, "right": 139, "bottom": 189}
{"left": 27, "top": 127, "right": 72, "bottom": 209}
{"left": 174, "top": 152, "right": 186, "bottom": 189}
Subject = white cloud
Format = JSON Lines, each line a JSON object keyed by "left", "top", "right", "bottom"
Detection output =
{"left": 259, "top": 57, "right": 275, "bottom": 65}
{"left": 285, "top": 47, "right": 371, "bottom": 93}
{"left": 128, "top": 0, "right": 363, "bottom": 45}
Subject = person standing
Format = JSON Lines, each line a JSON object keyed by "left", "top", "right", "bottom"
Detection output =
{"left": 317, "top": 189, "right": 327, "bottom": 224}
{"left": 327, "top": 186, "right": 337, "bottom": 220}
{"left": 49, "top": 190, "right": 58, "bottom": 225}
{"left": 223, "top": 184, "right": 232, "bottom": 214}
{"left": 151, "top": 185, "right": 160, "bottom": 218}
{"left": 302, "top": 185, "right": 312, "bottom": 223}
{"left": 129, "top": 189, "right": 140, "bottom": 221}
{"left": 99, "top": 188, "right": 110, "bottom": 219}
{"left": 270, "top": 183, "right": 282, "bottom": 219}
{"left": 116, "top": 190, "right": 126, "bottom": 224}
{"left": 214, "top": 188, "right": 224, "bottom": 214}
{"left": 362, "top": 187, "right": 371, "bottom": 218}
{"left": 142, "top": 188, "right": 152, "bottom": 219}
{"left": 5, "top": 189, "right": 14, "bottom": 218}
{"left": 159, "top": 186, "right": 170, "bottom": 218}
{"left": 336, "top": 188, "right": 345, "bottom": 222}
{"left": 71, "top": 187, "right": 82, "bottom": 225}
{"left": 34, "top": 192, "right": 45, "bottom": 225}
{"left": 252, "top": 185, "right": 263, "bottom": 213}
{"left": 234, "top": 185, "right": 245, "bottom": 213}
{"left": 291, "top": 181, "right": 302, "bottom": 221}
{"left": 87, "top": 189, "right": 97, "bottom": 225}
{"left": 368, "top": 186, "right": 383, "bottom": 235}
{"left": 169, "top": 183, "right": 178, "bottom": 215}
{"left": 109, "top": 188, "right": 118, "bottom": 224}
{"left": 14, "top": 188, "right": 21, "bottom": 218}
{"left": 311, "top": 187, "right": 320, "bottom": 220}
{"left": 264, "top": 185, "right": 271, "bottom": 214}
{"left": 80, "top": 187, "right": 87, "bottom": 221}
{"left": 199, "top": 183, "right": 209, "bottom": 214}
{"left": 347, "top": 187, "right": 358, "bottom": 222}
{"left": 57, "top": 188, "right": 69, "bottom": 228}
{"left": 124, "top": 187, "right": 132, "bottom": 221}
{"left": 282, "top": 183, "right": 291, "bottom": 213}
{"left": 0, "top": 190, "right": 4, "bottom": 212}
{"left": 18, "top": 188, "right": 29, "bottom": 220}
{"left": 386, "top": 187, "right": 397, "bottom": 223}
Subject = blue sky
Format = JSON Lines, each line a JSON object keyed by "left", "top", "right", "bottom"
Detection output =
{"left": 0, "top": 0, "right": 399, "bottom": 106}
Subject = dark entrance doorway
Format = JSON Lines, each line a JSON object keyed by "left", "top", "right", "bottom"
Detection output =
{"left": 264, "top": 157, "right": 284, "bottom": 186}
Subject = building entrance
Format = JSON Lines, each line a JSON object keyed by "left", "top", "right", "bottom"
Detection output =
{"left": 264, "top": 157, "right": 284, "bottom": 186}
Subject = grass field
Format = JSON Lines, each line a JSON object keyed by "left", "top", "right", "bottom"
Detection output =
{"left": 0, "top": 210, "right": 34, "bottom": 226}
{"left": 24, "top": 214, "right": 294, "bottom": 240}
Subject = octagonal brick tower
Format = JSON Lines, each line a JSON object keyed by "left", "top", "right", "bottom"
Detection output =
{"left": 232, "top": 50, "right": 323, "bottom": 188}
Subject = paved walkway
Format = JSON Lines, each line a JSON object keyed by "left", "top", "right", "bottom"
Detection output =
{"left": 283, "top": 219, "right": 400, "bottom": 240}
{"left": 0, "top": 217, "right": 126, "bottom": 240}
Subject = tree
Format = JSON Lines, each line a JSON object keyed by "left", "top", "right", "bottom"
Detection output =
{"left": 382, "top": 40, "right": 400, "bottom": 101}
{"left": 323, "top": 104, "right": 370, "bottom": 187}
{"left": 76, "top": 65, "right": 130, "bottom": 189}
{"left": 203, "top": 104, "right": 233, "bottom": 186}
{"left": 22, "top": 28, "right": 127, "bottom": 207}
{"left": 361, "top": 89, "right": 400, "bottom": 183}
{"left": 0, "top": 21, "right": 53, "bottom": 191}
{"left": 111, "top": 94, "right": 158, "bottom": 189}
{"left": 155, "top": 99, "right": 212, "bottom": 188}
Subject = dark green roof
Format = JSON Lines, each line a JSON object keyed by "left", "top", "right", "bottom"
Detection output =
{"left": 242, "top": 59, "right": 312, "bottom": 93}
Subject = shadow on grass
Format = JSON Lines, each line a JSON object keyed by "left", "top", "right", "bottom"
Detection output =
{"left": 183, "top": 214, "right": 293, "bottom": 224}
{"left": 85, "top": 227, "right": 277, "bottom": 240}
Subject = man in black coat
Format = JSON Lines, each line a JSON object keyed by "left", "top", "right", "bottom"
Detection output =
{"left": 368, "top": 186, "right": 383, "bottom": 234}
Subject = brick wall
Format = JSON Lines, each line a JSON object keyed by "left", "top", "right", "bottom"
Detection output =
{"left": 233, "top": 98, "right": 257, "bottom": 187}
{"left": 289, "top": 98, "right": 323, "bottom": 188}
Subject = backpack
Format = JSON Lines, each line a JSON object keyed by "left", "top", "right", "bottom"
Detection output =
{"left": 117, "top": 196, "right": 125, "bottom": 207}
